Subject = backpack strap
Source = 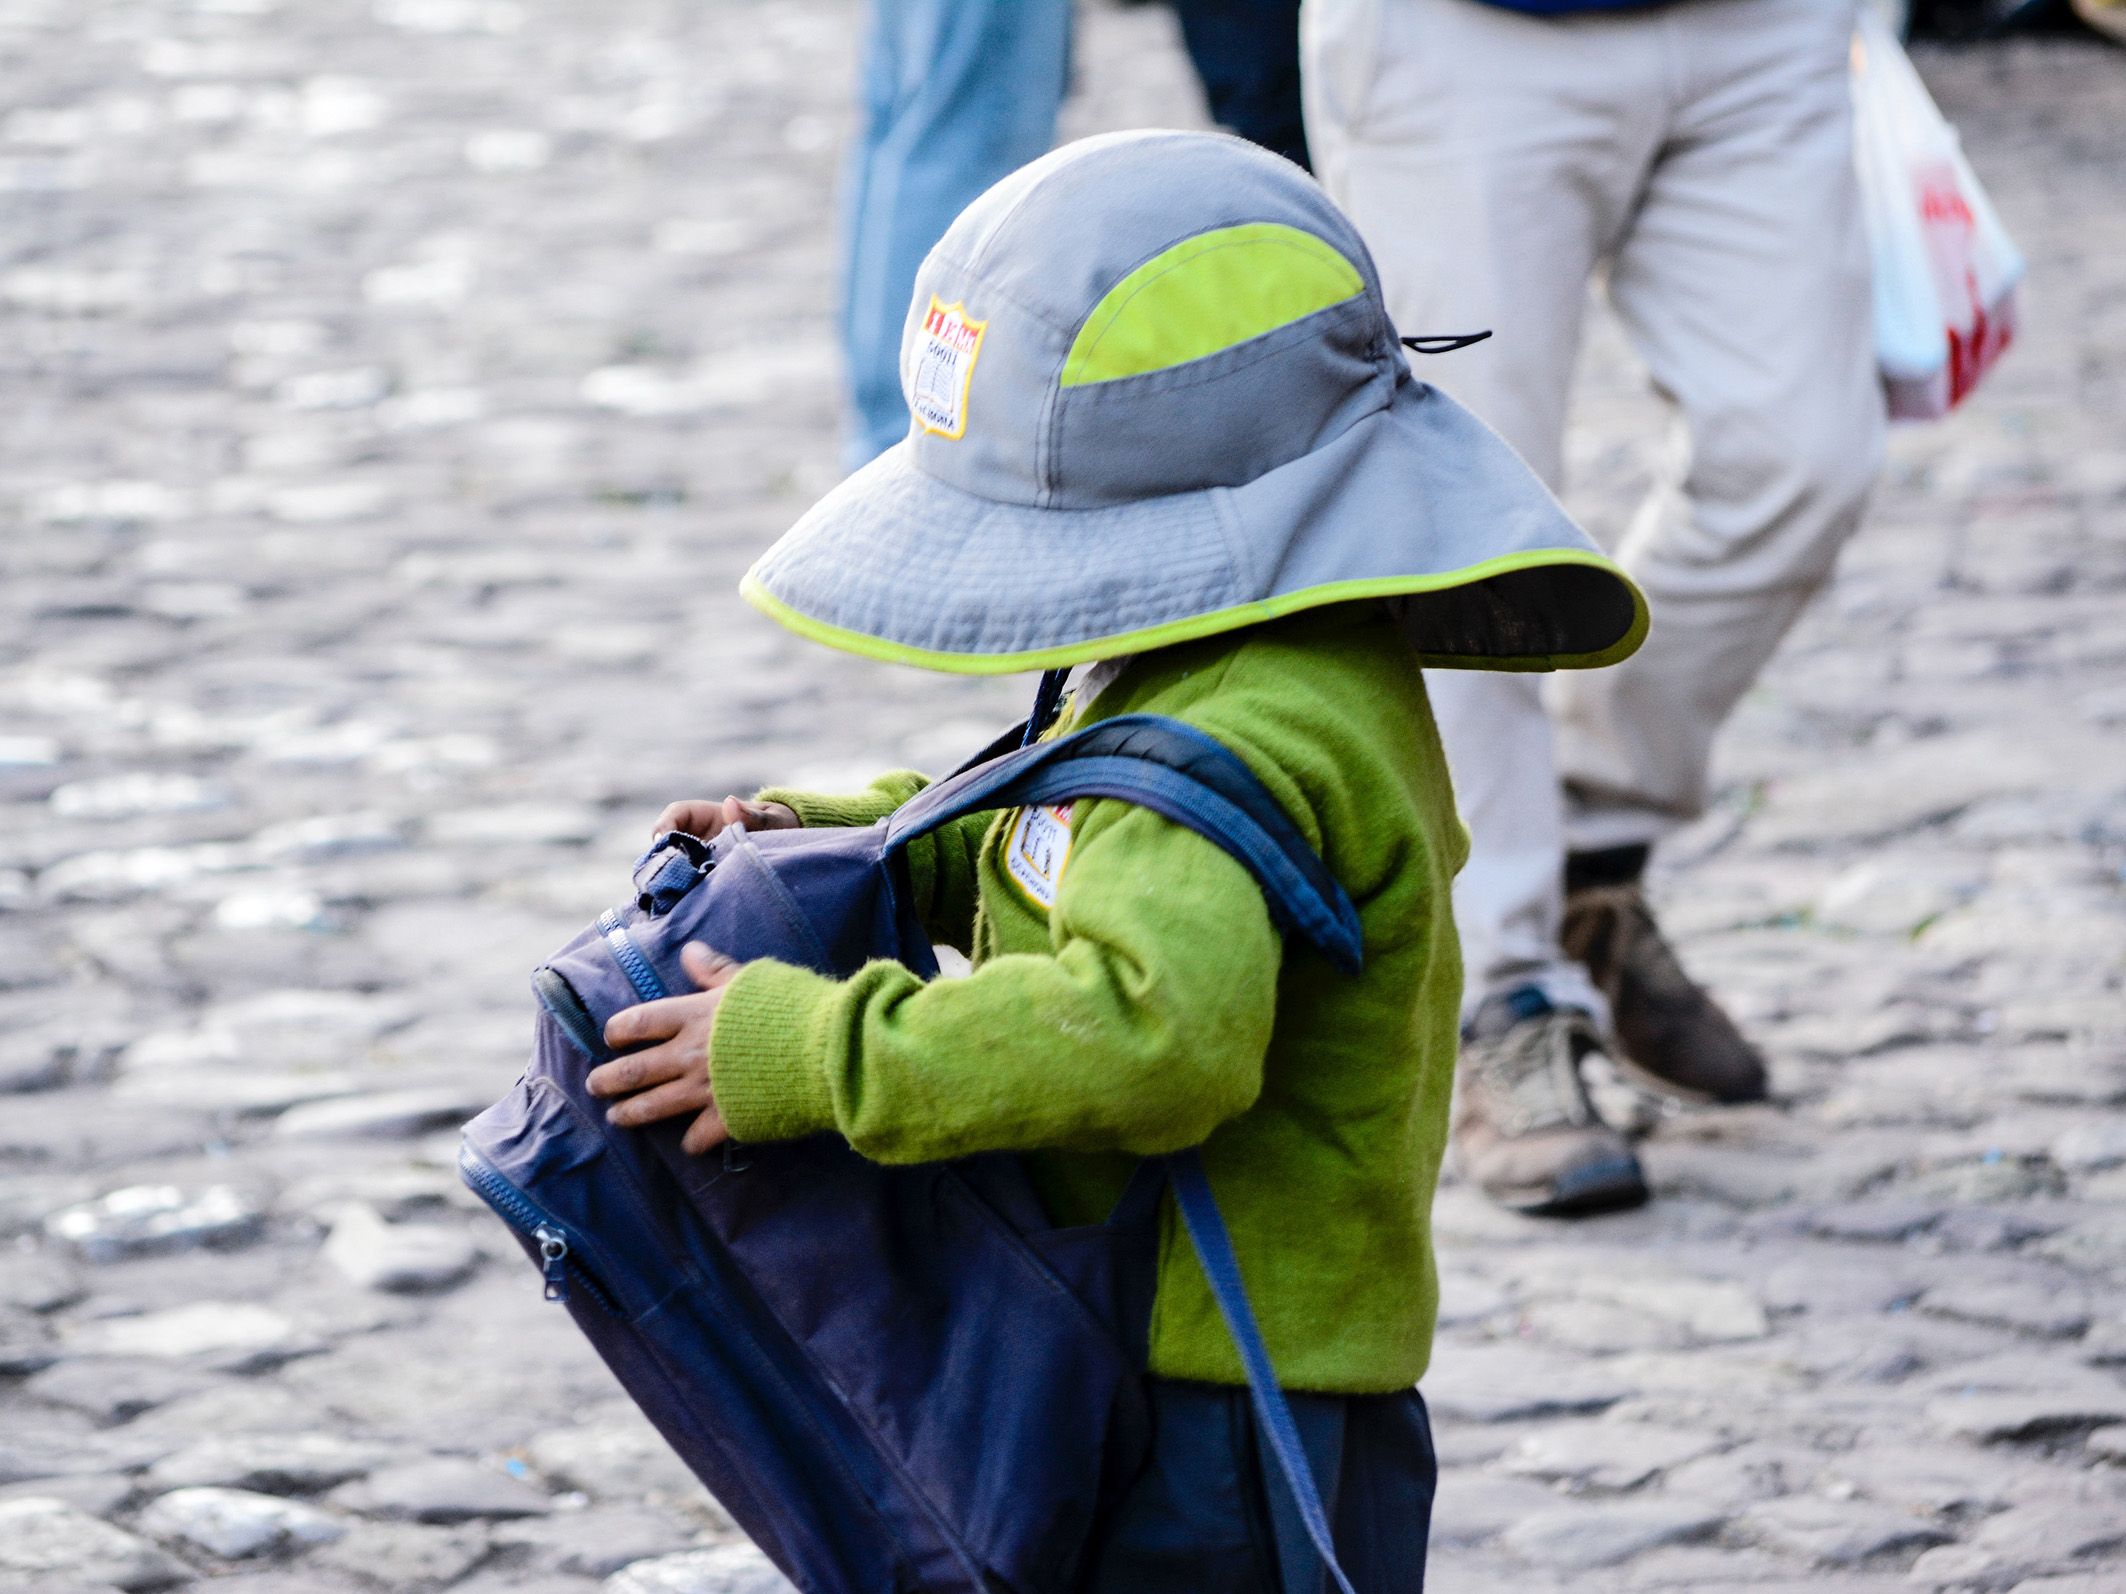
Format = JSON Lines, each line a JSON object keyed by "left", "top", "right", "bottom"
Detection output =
{"left": 1165, "top": 1149, "right": 1359, "bottom": 1594}
{"left": 883, "top": 714, "right": 1362, "bottom": 973}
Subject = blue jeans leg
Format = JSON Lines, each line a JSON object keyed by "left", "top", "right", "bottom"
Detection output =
{"left": 837, "top": 0, "right": 1071, "bottom": 472}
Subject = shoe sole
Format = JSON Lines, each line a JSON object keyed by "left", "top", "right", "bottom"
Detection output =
{"left": 1610, "top": 1049, "right": 1770, "bottom": 1110}
{"left": 1493, "top": 1153, "right": 1651, "bottom": 1218}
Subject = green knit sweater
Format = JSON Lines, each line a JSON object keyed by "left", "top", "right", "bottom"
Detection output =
{"left": 707, "top": 608, "right": 1466, "bottom": 1392}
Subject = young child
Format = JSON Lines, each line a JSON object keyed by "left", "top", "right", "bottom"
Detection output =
{"left": 586, "top": 130, "right": 1645, "bottom": 1591}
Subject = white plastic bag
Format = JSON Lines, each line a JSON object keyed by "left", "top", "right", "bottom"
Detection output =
{"left": 1852, "top": 15, "right": 2025, "bottom": 420}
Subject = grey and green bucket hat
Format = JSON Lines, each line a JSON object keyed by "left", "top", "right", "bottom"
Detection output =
{"left": 743, "top": 130, "right": 1647, "bottom": 674}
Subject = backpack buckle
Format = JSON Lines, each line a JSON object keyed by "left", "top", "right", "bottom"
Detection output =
{"left": 631, "top": 832, "right": 712, "bottom": 915}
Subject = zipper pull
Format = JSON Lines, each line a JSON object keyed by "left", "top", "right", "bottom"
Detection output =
{"left": 534, "top": 1225, "right": 570, "bottom": 1302}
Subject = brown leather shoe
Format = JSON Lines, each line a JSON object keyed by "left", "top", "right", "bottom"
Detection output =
{"left": 1561, "top": 878, "right": 1769, "bottom": 1105}
{"left": 1453, "top": 990, "right": 1649, "bottom": 1217}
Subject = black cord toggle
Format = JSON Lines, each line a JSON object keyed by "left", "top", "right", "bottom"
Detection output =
{"left": 1399, "top": 331, "right": 1493, "bottom": 355}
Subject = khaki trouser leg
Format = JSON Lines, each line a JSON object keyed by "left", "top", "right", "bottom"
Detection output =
{"left": 1304, "top": 0, "right": 1883, "bottom": 1014}
{"left": 1554, "top": 0, "right": 1886, "bottom": 852}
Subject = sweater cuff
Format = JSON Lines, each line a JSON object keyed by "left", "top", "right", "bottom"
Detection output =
{"left": 757, "top": 780, "right": 905, "bottom": 831}
{"left": 708, "top": 960, "right": 840, "bottom": 1144}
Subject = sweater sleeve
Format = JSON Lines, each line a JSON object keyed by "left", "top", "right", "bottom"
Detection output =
{"left": 756, "top": 772, "right": 991, "bottom": 950}
{"left": 756, "top": 773, "right": 922, "bottom": 832}
{"left": 707, "top": 793, "right": 1283, "bottom": 1161}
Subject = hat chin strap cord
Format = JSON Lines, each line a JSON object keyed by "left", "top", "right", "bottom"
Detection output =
{"left": 1400, "top": 330, "right": 1493, "bottom": 354}
{"left": 1021, "top": 668, "right": 1072, "bottom": 747}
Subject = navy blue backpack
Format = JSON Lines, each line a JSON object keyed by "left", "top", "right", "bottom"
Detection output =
{"left": 460, "top": 704, "right": 1369, "bottom": 1594}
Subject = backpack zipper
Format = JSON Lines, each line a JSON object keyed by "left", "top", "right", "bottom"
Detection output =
{"left": 597, "top": 908, "right": 668, "bottom": 1003}
{"left": 458, "top": 1146, "right": 621, "bottom": 1315}
{"left": 532, "top": 1225, "right": 571, "bottom": 1302}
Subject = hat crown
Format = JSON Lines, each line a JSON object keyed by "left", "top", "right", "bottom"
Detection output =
{"left": 899, "top": 132, "right": 1402, "bottom": 510}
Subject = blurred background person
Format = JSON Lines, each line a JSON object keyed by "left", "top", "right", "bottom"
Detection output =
{"left": 839, "top": 0, "right": 1307, "bottom": 471}
{"left": 1304, "top": 0, "right": 1887, "bottom": 1216}
{"left": 838, "top": 1, "right": 1073, "bottom": 473}
{"left": 1166, "top": 0, "right": 1312, "bottom": 170}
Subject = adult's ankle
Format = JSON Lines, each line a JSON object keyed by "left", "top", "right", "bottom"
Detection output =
{"left": 1564, "top": 843, "right": 1650, "bottom": 896}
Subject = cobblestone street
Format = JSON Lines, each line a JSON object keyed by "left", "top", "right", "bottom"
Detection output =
{"left": 2, "top": 3, "right": 2123, "bottom": 1590}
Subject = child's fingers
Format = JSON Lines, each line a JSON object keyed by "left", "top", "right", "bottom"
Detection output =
{"left": 650, "top": 797, "right": 791, "bottom": 844}
{"left": 603, "top": 992, "right": 703, "bottom": 1050}
{"left": 680, "top": 942, "right": 738, "bottom": 988}
{"left": 680, "top": 1105, "right": 731, "bottom": 1156}
{"left": 604, "top": 1074, "right": 710, "bottom": 1128}
{"left": 744, "top": 799, "right": 801, "bottom": 832}
{"left": 652, "top": 800, "right": 716, "bottom": 840}
{"left": 585, "top": 1042, "right": 693, "bottom": 1098}
{"left": 650, "top": 802, "right": 683, "bottom": 838}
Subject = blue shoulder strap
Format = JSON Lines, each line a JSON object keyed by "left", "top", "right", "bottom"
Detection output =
{"left": 884, "top": 714, "right": 1362, "bottom": 973}
{"left": 891, "top": 710, "right": 1366, "bottom": 1591}
{"left": 1167, "top": 1150, "right": 1357, "bottom": 1594}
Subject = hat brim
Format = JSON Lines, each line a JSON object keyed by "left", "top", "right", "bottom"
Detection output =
{"left": 742, "top": 378, "right": 1649, "bottom": 675}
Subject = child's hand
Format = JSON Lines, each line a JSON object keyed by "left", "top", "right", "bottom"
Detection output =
{"left": 651, "top": 796, "right": 800, "bottom": 844}
{"left": 588, "top": 943, "right": 740, "bottom": 1155}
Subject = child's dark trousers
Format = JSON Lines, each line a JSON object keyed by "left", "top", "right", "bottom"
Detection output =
{"left": 1082, "top": 1379, "right": 1436, "bottom": 1593}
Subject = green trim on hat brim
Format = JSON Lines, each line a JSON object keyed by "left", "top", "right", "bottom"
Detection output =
{"left": 739, "top": 551, "right": 1650, "bottom": 677}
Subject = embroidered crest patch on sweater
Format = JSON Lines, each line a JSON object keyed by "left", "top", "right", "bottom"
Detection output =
{"left": 1003, "top": 802, "right": 1073, "bottom": 909}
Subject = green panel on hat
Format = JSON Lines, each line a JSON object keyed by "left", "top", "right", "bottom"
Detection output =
{"left": 1059, "top": 223, "right": 1365, "bottom": 388}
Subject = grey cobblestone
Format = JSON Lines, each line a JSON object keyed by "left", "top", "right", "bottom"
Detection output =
{"left": 0, "top": 2, "right": 2121, "bottom": 1588}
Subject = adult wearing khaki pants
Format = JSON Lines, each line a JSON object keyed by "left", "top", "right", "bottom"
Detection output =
{"left": 1304, "top": 0, "right": 1886, "bottom": 1214}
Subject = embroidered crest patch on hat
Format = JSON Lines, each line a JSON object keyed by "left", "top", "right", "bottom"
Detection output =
{"left": 909, "top": 297, "right": 987, "bottom": 440}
